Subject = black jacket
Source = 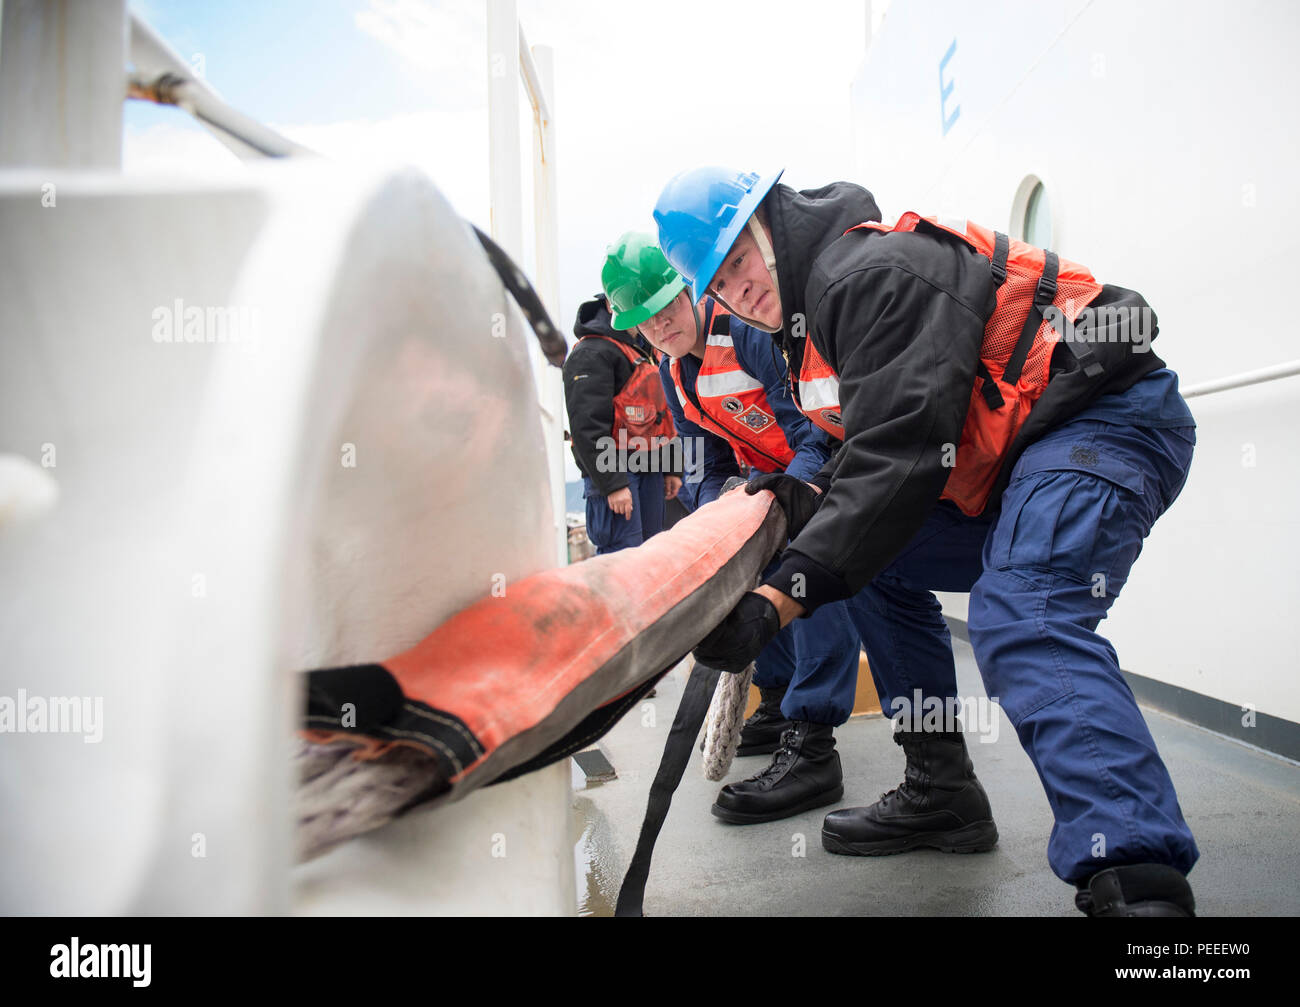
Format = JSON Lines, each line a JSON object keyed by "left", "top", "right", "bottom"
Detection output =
{"left": 761, "top": 182, "right": 1166, "bottom": 612}
{"left": 563, "top": 295, "right": 679, "bottom": 496}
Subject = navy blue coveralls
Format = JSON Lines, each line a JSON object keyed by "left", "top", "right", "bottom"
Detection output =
{"left": 663, "top": 302, "right": 862, "bottom": 726}
{"left": 583, "top": 470, "right": 665, "bottom": 555}
{"left": 846, "top": 367, "right": 1199, "bottom": 882}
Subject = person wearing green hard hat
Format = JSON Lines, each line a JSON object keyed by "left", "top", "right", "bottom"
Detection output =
{"left": 653, "top": 166, "right": 1199, "bottom": 917}
{"left": 600, "top": 231, "right": 728, "bottom": 510}
{"left": 602, "top": 229, "right": 864, "bottom": 826}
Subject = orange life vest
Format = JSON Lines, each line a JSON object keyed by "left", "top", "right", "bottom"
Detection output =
{"left": 591, "top": 335, "right": 677, "bottom": 449}
{"left": 669, "top": 302, "right": 797, "bottom": 473}
{"left": 794, "top": 212, "right": 1104, "bottom": 516}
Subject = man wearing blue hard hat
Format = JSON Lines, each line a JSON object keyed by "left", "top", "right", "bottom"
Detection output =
{"left": 654, "top": 166, "right": 1200, "bottom": 917}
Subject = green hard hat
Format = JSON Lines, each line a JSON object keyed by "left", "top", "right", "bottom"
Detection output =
{"left": 601, "top": 230, "right": 687, "bottom": 330}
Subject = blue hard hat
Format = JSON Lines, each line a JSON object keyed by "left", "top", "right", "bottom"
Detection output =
{"left": 653, "top": 166, "right": 784, "bottom": 303}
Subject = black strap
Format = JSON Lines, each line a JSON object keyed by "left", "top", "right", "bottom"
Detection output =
{"left": 615, "top": 659, "right": 723, "bottom": 917}
{"left": 305, "top": 663, "right": 406, "bottom": 733}
{"left": 990, "top": 231, "right": 1009, "bottom": 286}
{"left": 975, "top": 361, "right": 1004, "bottom": 410}
{"left": 1002, "top": 249, "right": 1058, "bottom": 386}
{"left": 972, "top": 234, "right": 1010, "bottom": 410}
{"left": 702, "top": 298, "right": 733, "bottom": 337}
{"left": 1034, "top": 249, "right": 1060, "bottom": 306}
{"left": 473, "top": 225, "right": 567, "bottom": 367}
{"left": 1058, "top": 312, "right": 1105, "bottom": 378}
{"left": 700, "top": 299, "right": 730, "bottom": 337}
{"left": 679, "top": 355, "right": 706, "bottom": 416}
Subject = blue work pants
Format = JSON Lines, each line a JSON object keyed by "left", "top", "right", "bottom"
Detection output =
{"left": 842, "top": 416, "right": 1199, "bottom": 883}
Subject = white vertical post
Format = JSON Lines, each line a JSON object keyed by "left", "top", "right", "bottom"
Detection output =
{"left": 529, "top": 45, "right": 560, "bottom": 325}
{"left": 486, "top": 0, "right": 523, "bottom": 262}
{"left": 0, "top": 0, "right": 127, "bottom": 169}
{"left": 483, "top": 1, "right": 574, "bottom": 916}
{"left": 529, "top": 43, "right": 568, "bottom": 566}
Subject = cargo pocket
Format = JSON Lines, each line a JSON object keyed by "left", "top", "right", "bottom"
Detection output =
{"left": 985, "top": 427, "right": 1150, "bottom": 587}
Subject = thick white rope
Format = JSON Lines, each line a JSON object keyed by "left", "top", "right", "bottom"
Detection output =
{"left": 700, "top": 661, "right": 755, "bottom": 781}
{"left": 295, "top": 738, "right": 435, "bottom": 861}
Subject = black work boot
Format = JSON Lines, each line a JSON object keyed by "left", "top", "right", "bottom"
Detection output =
{"left": 711, "top": 721, "right": 843, "bottom": 824}
{"left": 821, "top": 727, "right": 998, "bottom": 855}
{"left": 738, "top": 685, "right": 792, "bottom": 756}
{"left": 1075, "top": 864, "right": 1195, "bottom": 917}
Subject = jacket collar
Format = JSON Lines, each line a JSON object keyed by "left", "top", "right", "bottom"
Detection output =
{"left": 764, "top": 181, "right": 882, "bottom": 342}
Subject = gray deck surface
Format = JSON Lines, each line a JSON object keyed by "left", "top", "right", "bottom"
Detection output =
{"left": 572, "top": 636, "right": 1300, "bottom": 917}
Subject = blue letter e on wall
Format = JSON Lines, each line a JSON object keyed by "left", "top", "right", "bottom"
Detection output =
{"left": 940, "top": 38, "right": 960, "bottom": 136}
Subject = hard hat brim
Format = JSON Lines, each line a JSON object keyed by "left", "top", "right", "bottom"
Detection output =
{"left": 609, "top": 273, "right": 687, "bottom": 330}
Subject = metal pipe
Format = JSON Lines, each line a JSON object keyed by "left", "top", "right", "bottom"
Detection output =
{"left": 1181, "top": 360, "right": 1300, "bottom": 399}
{"left": 128, "top": 13, "right": 312, "bottom": 160}
{"left": 125, "top": 71, "right": 310, "bottom": 159}
{"left": 518, "top": 25, "right": 552, "bottom": 130}
{"left": 129, "top": 10, "right": 200, "bottom": 78}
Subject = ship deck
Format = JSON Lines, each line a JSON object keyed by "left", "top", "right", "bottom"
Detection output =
{"left": 573, "top": 634, "right": 1300, "bottom": 917}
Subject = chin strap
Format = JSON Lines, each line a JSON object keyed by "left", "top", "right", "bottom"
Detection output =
{"left": 719, "top": 217, "right": 784, "bottom": 334}
{"left": 748, "top": 216, "right": 779, "bottom": 286}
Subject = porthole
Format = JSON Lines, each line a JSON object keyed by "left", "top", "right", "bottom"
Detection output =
{"left": 1012, "top": 174, "right": 1054, "bottom": 249}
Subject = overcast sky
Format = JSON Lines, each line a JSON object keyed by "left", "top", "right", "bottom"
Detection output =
{"left": 126, "top": 0, "right": 874, "bottom": 324}
{"left": 125, "top": 0, "right": 876, "bottom": 481}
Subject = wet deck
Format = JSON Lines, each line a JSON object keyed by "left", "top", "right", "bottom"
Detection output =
{"left": 572, "top": 635, "right": 1300, "bottom": 917}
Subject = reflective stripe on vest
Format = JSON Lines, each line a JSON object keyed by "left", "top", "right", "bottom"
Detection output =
{"left": 695, "top": 335, "right": 766, "bottom": 399}
{"left": 671, "top": 304, "right": 797, "bottom": 472}
{"left": 794, "top": 211, "right": 1104, "bottom": 515}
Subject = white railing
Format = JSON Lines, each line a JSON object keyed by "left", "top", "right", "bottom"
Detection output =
{"left": 1181, "top": 359, "right": 1300, "bottom": 399}
{"left": 127, "top": 14, "right": 312, "bottom": 160}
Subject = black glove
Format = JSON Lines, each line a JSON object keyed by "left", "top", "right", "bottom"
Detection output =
{"left": 692, "top": 592, "right": 781, "bottom": 674}
{"left": 745, "top": 473, "right": 820, "bottom": 539}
